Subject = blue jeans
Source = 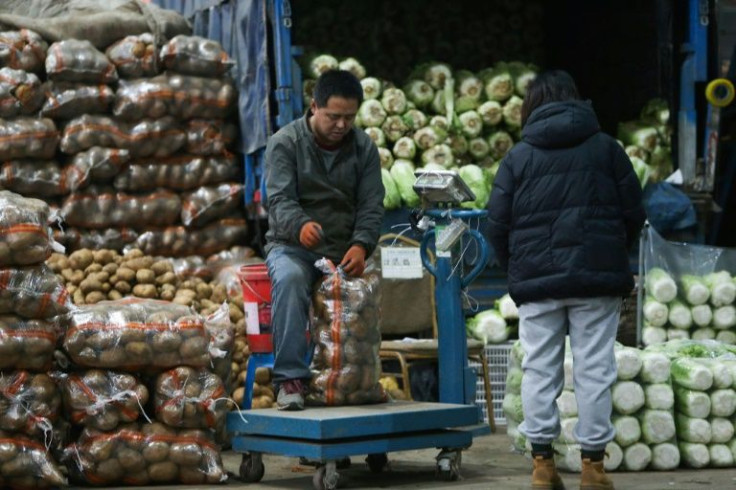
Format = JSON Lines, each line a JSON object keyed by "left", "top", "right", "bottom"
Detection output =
{"left": 265, "top": 244, "right": 324, "bottom": 386}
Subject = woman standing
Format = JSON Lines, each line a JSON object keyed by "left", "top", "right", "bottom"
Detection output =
{"left": 486, "top": 70, "right": 645, "bottom": 490}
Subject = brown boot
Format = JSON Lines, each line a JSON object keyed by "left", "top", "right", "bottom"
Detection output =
{"left": 580, "top": 458, "right": 614, "bottom": 490}
{"left": 531, "top": 456, "right": 565, "bottom": 489}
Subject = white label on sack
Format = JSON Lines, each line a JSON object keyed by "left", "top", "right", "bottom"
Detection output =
{"left": 244, "top": 302, "right": 260, "bottom": 335}
{"left": 381, "top": 246, "right": 423, "bottom": 279}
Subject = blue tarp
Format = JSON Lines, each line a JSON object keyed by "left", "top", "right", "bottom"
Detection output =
{"left": 150, "top": 0, "right": 272, "bottom": 155}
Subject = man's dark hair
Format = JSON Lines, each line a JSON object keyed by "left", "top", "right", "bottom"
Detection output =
{"left": 521, "top": 69, "right": 581, "bottom": 126}
{"left": 312, "top": 69, "right": 364, "bottom": 108}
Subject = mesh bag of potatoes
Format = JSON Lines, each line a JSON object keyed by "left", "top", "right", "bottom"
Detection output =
{"left": 308, "top": 259, "right": 386, "bottom": 406}
{"left": 0, "top": 29, "right": 48, "bottom": 74}
{"left": 160, "top": 35, "right": 234, "bottom": 77}
{"left": 0, "top": 315, "right": 57, "bottom": 371}
{"left": 204, "top": 302, "right": 235, "bottom": 394}
{"left": 167, "top": 73, "right": 236, "bottom": 119}
{"left": 60, "top": 370, "right": 149, "bottom": 431}
{"left": 63, "top": 298, "right": 211, "bottom": 370}
{"left": 113, "top": 154, "right": 240, "bottom": 192}
{"left": 45, "top": 39, "right": 118, "bottom": 84}
{"left": 0, "top": 264, "right": 71, "bottom": 319}
{"left": 185, "top": 119, "right": 237, "bottom": 156}
{"left": 40, "top": 82, "right": 115, "bottom": 120}
{"left": 51, "top": 227, "right": 139, "bottom": 255}
{"left": 62, "top": 421, "right": 227, "bottom": 485}
{"left": 61, "top": 187, "right": 182, "bottom": 230}
{"left": 0, "top": 67, "right": 44, "bottom": 117}
{"left": 180, "top": 183, "right": 244, "bottom": 228}
{"left": 60, "top": 147, "right": 131, "bottom": 193}
{"left": 0, "top": 160, "right": 66, "bottom": 198}
{"left": 0, "top": 117, "right": 58, "bottom": 160}
{"left": 112, "top": 77, "right": 175, "bottom": 121}
{"left": 133, "top": 218, "right": 248, "bottom": 257}
{"left": 0, "top": 372, "right": 61, "bottom": 439}
{"left": 0, "top": 430, "right": 67, "bottom": 488}
{"left": 59, "top": 115, "right": 125, "bottom": 153}
{"left": 0, "top": 191, "right": 62, "bottom": 267}
{"left": 105, "top": 33, "right": 159, "bottom": 79}
{"left": 154, "top": 366, "right": 228, "bottom": 431}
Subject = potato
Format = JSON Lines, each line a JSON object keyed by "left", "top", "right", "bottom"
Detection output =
{"left": 155, "top": 271, "right": 176, "bottom": 286}
{"left": 114, "top": 281, "right": 131, "bottom": 294}
{"left": 116, "top": 267, "right": 135, "bottom": 282}
{"left": 85, "top": 291, "right": 106, "bottom": 304}
{"left": 254, "top": 367, "right": 271, "bottom": 385}
{"left": 132, "top": 283, "right": 157, "bottom": 298}
{"left": 87, "top": 438, "right": 116, "bottom": 462}
{"left": 124, "top": 341, "right": 153, "bottom": 363}
{"left": 0, "top": 441, "right": 18, "bottom": 462}
{"left": 151, "top": 260, "right": 173, "bottom": 275}
{"left": 179, "top": 466, "right": 206, "bottom": 484}
{"left": 69, "top": 249, "right": 94, "bottom": 270}
{"left": 84, "top": 263, "right": 103, "bottom": 274}
{"left": 142, "top": 440, "right": 169, "bottom": 463}
{"left": 95, "top": 456, "right": 125, "bottom": 482}
{"left": 159, "top": 289, "right": 175, "bottom": 301}
{"left": 179, "top": 336, "right": 207, "bottom": 360}
{"left": 169, "top": 442, "right": 203, "bottom": 466}
{"left": 232, "top": 387, "right": 244, "bottom": 405}
{"left": 117, "top": 446, "right": 146, "bottom": 472}
{"left": 102, "top": 262, "right": 118, "bottom": 274}
{"left": 136, "top": 268, "right": 156, "bottom": 284}
{"left": 148, "top": 461, "right": 179, "bottom": 483}
{"left": 92, "top": 249, "right": 115, "bottom": 265}
{"left": 107, "top": 289, "right": 123, "bottom": 300}
{"left": 123, "top": 256, "right": 154, "bottom": 271}
{"left": 152, "top": 331, "right": 182, "bottom": 352}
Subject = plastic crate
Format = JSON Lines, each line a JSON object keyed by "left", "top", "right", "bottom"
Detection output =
{"left": 469, "top": 341, "right": 515, "bottom": 426}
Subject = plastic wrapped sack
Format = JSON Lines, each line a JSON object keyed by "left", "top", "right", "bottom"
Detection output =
{"left": 154, "top": 366, "right": 229, "bottom": 430}
{"left": 0, "top": 264, "right": 71, "bottom": 319}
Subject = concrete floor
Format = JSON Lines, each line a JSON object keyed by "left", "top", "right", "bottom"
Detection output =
{"left": 98, "top": 425, "right": 736, "bottom": 489}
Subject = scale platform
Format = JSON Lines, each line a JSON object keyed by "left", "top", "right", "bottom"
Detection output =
{"left": 227, "top": 401, "right": 477, "bottom": 462}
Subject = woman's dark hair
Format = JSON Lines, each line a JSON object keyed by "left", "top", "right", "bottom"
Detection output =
{"left": 520, "top": 70, "right": 581, "bottom": 126}
{"left": 312, "top": 69, "right": 364, "bottom": 108}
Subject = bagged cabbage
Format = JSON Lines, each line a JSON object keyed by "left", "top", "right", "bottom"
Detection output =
{"left": 0, "top": 67, "right": 44, "bottom": 116}
{"left": 160, "top": 35, "right": 234, "bottom": 77}
{"left": 45, "top": 39, "right": 118, "bottom": 84}
{"left": 61, "top": 370, "right": 149, "bottom": 430}
{"left": 0, "top": 29, "right": 48, "bottom": 73}
{"left": 113, "top": 154, "right": 240, "bottom": 192}
{"left": 105, "top": 33, "right": 159, "bottom": 79}
{"left": 63, "top": 298, "right": 211, "bottom": 370}
{"left": 0, "top": 117, "right": 58, "bottom": 160}
{"left": 180, "top": 183, "right": 243, "bottom": 228}
{"left": 309, "top": 259, "right": 386, "bottom": 406}
{"left": 0, "top": 160, "right": 65, "bottom": 197}
{"left": 645, "top": 268, "right": 677, "bottom": 303}
{"left": 40, "top": 81, "right": 114, "bottom": 119}
{"left": 63, "top": 422, "right": 226, "bottom": 485}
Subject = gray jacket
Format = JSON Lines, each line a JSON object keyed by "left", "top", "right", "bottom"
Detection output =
{"left": 264, "top": 112, "right": 385, "bottom": 262}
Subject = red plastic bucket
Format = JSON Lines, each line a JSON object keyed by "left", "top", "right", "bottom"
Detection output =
{"left": 239, "top": 263, "right": 273, "bottom": 353}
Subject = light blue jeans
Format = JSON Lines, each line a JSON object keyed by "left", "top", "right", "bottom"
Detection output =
{"left": 518, "top": 296, "right": 620, "bottom": 451}
{"left": 265, "top": 244, "right": 324, "bottom": 386}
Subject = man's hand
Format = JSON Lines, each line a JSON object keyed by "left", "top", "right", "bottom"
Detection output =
{"left": 299, "top": 221, "right": 323, "bottom": 249}
{"left": 340, "top": 244, "right": 366, "bottom": 277}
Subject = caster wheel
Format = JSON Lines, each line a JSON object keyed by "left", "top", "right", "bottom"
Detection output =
{"left": 312, "top": 463, "right": 339, "bottom": 490}
{"left": 365, "top": 453, "right": 388, "bottom": 473}
{"left": 435, "top": 450, "right": 461, "bottom": 481}
{"left": 239, "top": 453, "right": 265, "bottom": 482}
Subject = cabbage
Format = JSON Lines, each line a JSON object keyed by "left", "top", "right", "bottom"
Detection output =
{"left": 457, "top": 164, "right": 490, "bottom": 209}
{"left": 691, "top": 305, "right": 713, "bottom": 328}
{"left": 670, "top": 358, "right": 713, "bottom": 391}
{"left": 380, "top": 87, "right": 407, "bottom": 115}
{"left": 709, "top": 389, "right": 736, "bottom": 417}
{"left": 709, "top": 444, "right": 734, "bottom": 467}
{"left": 704, "top": 271, "right": 736, "bottom": 307}
{"left": 338, "top": 57, "right": 366, "bottom": 80}
{"left": 358, "top": 99, "right": 387, "bottom": 127}
{"left": 510, "top": 340, "right": 525, "bottom": 367}
{"left": 392, "top": 136, "right": 416, "bottom": 160}
{"left": 681, "top": 274, "right": 710, "bottom": 306}
{"left": 360, "top": 77, "right": 382, "bottom": 100}
{"left": 421, "top": 143, "right": 454, "bottom": 168}
{"left": 401, "top": 109, "right": 428, "bottom": 131}
{"left": 644, "top": 383, "right": 674, "bottom": 410}
{"left": 554, "top": 444, "right": 582, "bottom": 473}
{"left": 458, "top": 110, "right": 483, "bottom": 138}
{"left": 691, "top": 327, "right": 716, "bottom": 341}
{"left": 630, "top": 156, "right": 651, "bottom": 188}
{"left": 643, "top": 296, "right": 668, "bottom": 327}
{"left": 713, "top": 306, "right": 736, "bottom": 330}
{"left": 645, "top": 268, "right": 677, "bottom": 303}
{"left": 380, "top": 169, "right": 401, "bottom": 210}
{"left": 559, "top": 417, "right": 577, "bottom": 444}
{"left": 640, "top": 351, "right": 671, "bottom": 384}
{"left": 364, "top": 127, "right": 386, "bottom": 148}
{"left": 455, "top": 70, "right": 483, "bottom": 100}
{"left": 468, "top": 137, "right": 491, "bottom": 160}
{"left": 667, "top": 328, "right": 690, "bottom": 341}
{"left": 668, "top": 300, "right": 693, "bottom": 329}
{"left": 505, "top": 366, "right": 522, "bottom": 395}
{"left": 477, "top": 100, "right": 503, "bottom": 126}
{"left": 447, "top": 134, "right": 469, "bottom": 157}
{"left": 612, "top": 381, "right": 645, "bottom": 415}
{"left": 615, "top": 346, "right": 642, "bottom": 380}
{"left": 381, "top": 115, "right": 409, "bottom": 142}
{"left": 309, "top": 54, "right": 338, "bottom": 78}
{"left": 650, "top": 442, "right": 680, "bottom": 470}
{"left": 674, "top": 386, "right": 711, "bottom": 418}
{"left": 676, "top": 414, "right": 711, "bottom": 443}
{"left": 621, "top": 442, "right": 652, "bottom": 471}
{"left": 466, "top": 308, "right": 508, "bottom": 344}
{"left": 502, "top": 95, "right": 523, "bottom": 128}
{"left": 613, "top": 415, "right": 641, "bottom": 447}
{"left": 679, "top": 442, "right": 709, "bottom": 468}
{"left": 388, "top": 159, "right": 420, "bottom": 207}
{"left": 709, "top": 417, "right": 734, "bottom": 444}
{"left": 642, "top": 325, "right": 667, "bottom": 347}
{"left": 639, "top": 409, "right": 676, "bottom": 444}
{"left": 563, "top": 355, "right": 574, "bottom": 391}
{"left": 716, "top": 330, "right": 736, "bottom": 344}
{"left": 502, "top": 392, "right": 523, "bottom": 423}
{"left": 496, "top": 293, "right": 518, "bottom": 321}
{"left": 403, "top": 80, "right": 433, "bottom": 108}
{"left": 556, "top": 390, "right": 577, "bottom": 418}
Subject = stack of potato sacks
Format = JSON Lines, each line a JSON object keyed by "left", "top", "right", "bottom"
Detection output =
{"left": 0, "top": 191, "right": 69, "bottom": 488}
{"left": 59, "top": 294, "right": 231, "bottom": 485}
{"left": 0, "top": 28, "right": 246, "bottom": 257}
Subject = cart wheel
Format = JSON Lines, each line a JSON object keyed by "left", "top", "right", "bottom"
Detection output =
{"left": 312, "top": 462, "right": 339, "bottom": 490}
{"left": 365, "top": 453, "right": 388, "bottom": 473}
{"left": 435, "top": 449, "right": 461, "bottom": 481}
{"left": 239, "top": 452, "right": 265, "bottom": 483}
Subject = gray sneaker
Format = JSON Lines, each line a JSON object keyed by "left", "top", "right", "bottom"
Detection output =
{"left": 277, "top": 379, "right": 305, "bottom": 411}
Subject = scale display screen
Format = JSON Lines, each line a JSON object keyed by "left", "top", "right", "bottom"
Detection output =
{"left": 412, "top": 170, "right": 476, "bottom": 204}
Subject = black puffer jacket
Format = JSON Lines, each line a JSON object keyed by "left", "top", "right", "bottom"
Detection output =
{"left": 486, "top": 100, "right": 646, "bottom": 305}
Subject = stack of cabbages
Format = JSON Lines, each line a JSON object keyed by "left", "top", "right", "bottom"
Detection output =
{"left": 504, "top": 340, "right": 681, "bottom": 472}
{"left": 303, "top": 54, "right": 536, "bottom": 210}
{"left": 308, "top": 259, "right": 386, "bottom": 405}
{"left": 0, "top": 29, "right": 247, "bottom": 257}
{"left": 0, "top": 191, "right": 69, "bottom": 488}
{"left": 643, "top": 267, "right": 736, "bottom": 347}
